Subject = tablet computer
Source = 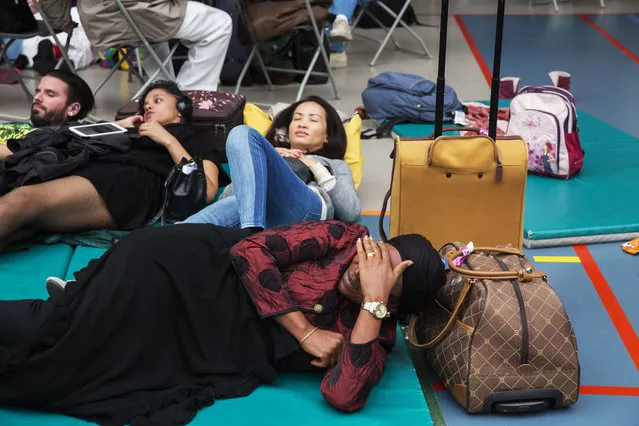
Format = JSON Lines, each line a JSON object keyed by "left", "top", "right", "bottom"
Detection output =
{"left": 68, "top": 122, "right": 128, "bottom": 138}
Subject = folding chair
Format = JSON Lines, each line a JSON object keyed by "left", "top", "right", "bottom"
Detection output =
{"left": 87, "top": 0, "right": 180, "bottom": 101}
{"left": 234, "top": 0, "right": 340, "bottom": 102}
{"left": 351, "top": 0, "right": 432, "bottom": 67}
{"left": 31, "top": 0, "right": 78, "bottom": 75}
{"left": 0, "top": 22, "right": 50, "bottom": 122}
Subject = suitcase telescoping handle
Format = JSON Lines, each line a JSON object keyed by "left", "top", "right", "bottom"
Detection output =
{"left": 434, "top": 0, "right": 506, "bottom": 140}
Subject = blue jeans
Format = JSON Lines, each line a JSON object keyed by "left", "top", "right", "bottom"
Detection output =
{"left": 328, "top": 0, "right": 368, "bottom": 52}
{"left": 3, "top": 39, "right": 23, "bottom": 61}
{"left": 182, "top": 126, "right": 323, "bottom": 229}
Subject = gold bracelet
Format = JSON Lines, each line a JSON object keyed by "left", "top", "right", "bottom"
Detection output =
{"left": 299, "top": 326, "right": 319, "bottom": 347}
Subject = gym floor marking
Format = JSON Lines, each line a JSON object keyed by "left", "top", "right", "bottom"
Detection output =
{"left": 533, "top": 256, "right": 581, "bottom": 263}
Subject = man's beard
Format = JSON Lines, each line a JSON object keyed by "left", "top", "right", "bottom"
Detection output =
{"left": 30, "top": 103, "right": 68, "bottom": 127}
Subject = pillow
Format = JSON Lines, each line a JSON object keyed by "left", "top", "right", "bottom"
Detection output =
{"left": 243, "top": 103, "right": 272, "bottom": 135}
{"left": 243, "top": 103, "right": 364, "bottom": 189}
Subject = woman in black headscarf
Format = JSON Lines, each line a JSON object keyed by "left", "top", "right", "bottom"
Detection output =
{"left": 0, "top": 220, "right": 445, "bottom": 425}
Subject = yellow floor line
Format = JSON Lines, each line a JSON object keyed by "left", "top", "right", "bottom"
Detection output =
{"left": 533, "top": 256, "right": 581, "bottom": 263}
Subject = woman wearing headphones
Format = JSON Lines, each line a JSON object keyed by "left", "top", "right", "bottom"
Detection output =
{"left": 0, "top": 80, "right": 228, "bottom": 251}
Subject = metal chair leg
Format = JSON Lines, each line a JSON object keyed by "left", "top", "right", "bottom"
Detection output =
{"left": 115, "top": 0, "right": 175, "bottom": 82}
{"left": 234, "top": 46, "right": 256, "bottom": 94}
{"left": 296, "top": 36, "right": 324, "bottom": 101}
{"left": 1, "top": 40, "right": 33, "bottom": 100}
{"left": 376, "top": 1, "right": 431, "bottom": 56}
{"left": 303, "top": 0, "right": 340, "bottom": 100}
{"left": 130, "top": 43, "right": 180, "bottom": 100}
{"left": 254, "top": 49, "right": 274, "bottom": 92}
{"left": 369, "top": 0, "right": 431, "bottom": 67}
{"left": 93, "top": 59, "right": 127, "bottom": 96}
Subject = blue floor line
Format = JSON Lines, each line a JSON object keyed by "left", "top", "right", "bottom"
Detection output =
{"left": 588, "top": 14, "right": 639, "bottom": 58}
{"left": 522, "top": 257, "right": 639, "bottom": 387}
{"left": 460, "top": 15, "right": 639, "bottom": 139}
{"left": 626, "top": 14, "right": 639, "bottom": 26}
{"left": 585, "top": 243, "right": 639, "bottom": 339}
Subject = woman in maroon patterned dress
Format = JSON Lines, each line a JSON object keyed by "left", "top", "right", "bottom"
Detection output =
{"left": 0, "top": 220, "right": 445, "bottom": 425}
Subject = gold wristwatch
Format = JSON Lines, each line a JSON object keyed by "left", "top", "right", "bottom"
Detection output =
{"left": 361, "top": 301, "right": 390, "bottom": 319}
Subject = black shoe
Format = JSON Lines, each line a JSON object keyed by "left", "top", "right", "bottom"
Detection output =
{"left": 13, "top": 54, "right": 29, "bottom": 70}
{"left": 33, "top": 40, "right": 56, "bottom": 76}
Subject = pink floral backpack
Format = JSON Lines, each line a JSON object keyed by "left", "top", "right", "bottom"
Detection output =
{"left": 506, "top": 86, "right": 584, "bottom": 179}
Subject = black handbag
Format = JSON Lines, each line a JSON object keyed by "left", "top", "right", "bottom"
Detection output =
{"left": 283, "top": 157, "right": 312, "bottom": 184}
{"left": 149, "top": 157, "right": 208, "bottom": 225}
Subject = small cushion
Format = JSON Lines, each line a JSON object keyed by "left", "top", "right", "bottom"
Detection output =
{"left": 243, "top": 103, "right": 364, "bottom": 189}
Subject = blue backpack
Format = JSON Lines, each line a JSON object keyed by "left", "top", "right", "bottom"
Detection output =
{"left": 362, "top": 72, "right": 463, "bottom": 126}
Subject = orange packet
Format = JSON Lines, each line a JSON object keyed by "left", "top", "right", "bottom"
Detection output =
{"left": 621, "top": 238, "right": 639, "bottom": 255}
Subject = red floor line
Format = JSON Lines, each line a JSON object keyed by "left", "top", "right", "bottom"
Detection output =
{"left": 432, "top": 382, "right": 639, "bottom": 396}
{"left": 580, "top": 385, "right": 639, "bottom": 397}
{"left": 454, "top": 15, "right": 492, "bottom": 86}
{"left": 579, "top": 15, "right": 639, "bottom": 66}
{"left": 573, "top": 245, "right": 639, "bottom": 371}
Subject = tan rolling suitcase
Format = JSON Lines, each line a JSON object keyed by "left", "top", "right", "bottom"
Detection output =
{"left": 407, "top": 242, "right": 580, "bottom": 414}
{"left": 379, "top": 0, "right": 528, "bottom": 250}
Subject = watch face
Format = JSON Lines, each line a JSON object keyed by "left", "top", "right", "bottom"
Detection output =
{"left": 373, "top": 303, "right": 388, "bottom": 319}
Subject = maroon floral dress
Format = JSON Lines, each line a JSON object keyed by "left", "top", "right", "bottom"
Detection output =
{"left": 230, "top": 220, "right": 398, "bottom": 412}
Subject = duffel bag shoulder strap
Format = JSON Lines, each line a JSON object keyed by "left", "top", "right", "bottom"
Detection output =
{"left": 444, "top": 247, "right": 546, "bottom": 282}
{"left": 407, "top": 277, "right": 474, "bottom": 349}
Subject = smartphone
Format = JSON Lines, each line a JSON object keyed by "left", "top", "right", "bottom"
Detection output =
{"left": 68, "top": 122, "right": 127, "bottom": 138}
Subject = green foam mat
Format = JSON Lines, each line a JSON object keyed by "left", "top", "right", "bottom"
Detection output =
{"left": 0, "top": 244, "right": 73, "bottom": 300}
{"left": 393, "top": 109, "right": 639, "bottom": 246}
{"left": 1, "top": 244, "right": 433, "bottom": 425}
{"left": 63, "top": 246, "right": 108, "bottom": 281}
{"left": 0, "top": 328, "right": 432, "bottom": 425}
{"left": 192, "top": 328, "right": 432, "bottom": 426}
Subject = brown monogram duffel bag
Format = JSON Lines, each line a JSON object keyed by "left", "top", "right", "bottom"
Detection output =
{"left": 407, "top": 243, "right": 580, "bottom": 414}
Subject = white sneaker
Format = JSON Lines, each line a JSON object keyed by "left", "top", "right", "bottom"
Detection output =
{"left": 46, "top": 277, "right": 68, "bottom": 298}
{"left": 329, "top": 18, "right": 352, "bottom": 42}
{"left": 330, "top": 52, "right": 348, "bottom": 69}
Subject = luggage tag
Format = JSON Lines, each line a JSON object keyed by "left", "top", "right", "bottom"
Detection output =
{"left": 452, "top": 242, "right": 474, "bottom": 267}
{"left": 621, "top": 238, "right": 639, "bottom": 255}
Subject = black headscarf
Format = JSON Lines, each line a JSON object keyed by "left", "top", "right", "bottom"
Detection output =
{"left": 387, "top": 234, "right": 446, "bottom": 314}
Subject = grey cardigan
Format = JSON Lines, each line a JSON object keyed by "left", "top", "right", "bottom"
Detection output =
{"left": 305, "top": 155, "right": 361, "bottom": 223}
{"left": 219, "top": 156, "right": 361, "bottom": 223}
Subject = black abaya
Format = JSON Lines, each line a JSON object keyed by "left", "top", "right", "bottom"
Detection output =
{"left": 0, "top": 224, "right": 299, "bottom": 426}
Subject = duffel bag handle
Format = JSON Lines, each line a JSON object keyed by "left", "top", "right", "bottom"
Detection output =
{"left": 407, "top": 278, "right": 474, "bottom": 349}
{"left": 425, "top": 130, "right": 504, "bottom": 183}
{"left": 444, "top": 247, "right": 546, "bottom": 282}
